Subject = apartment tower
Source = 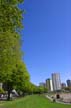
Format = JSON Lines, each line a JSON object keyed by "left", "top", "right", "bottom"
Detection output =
{"left": 52, "top": 73, "right": 61, "bottom": 91}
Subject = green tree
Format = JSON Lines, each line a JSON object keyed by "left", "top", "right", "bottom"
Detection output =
{"left": 0, "top": 0, "right": 26, "bottom": 100}
{"left": 3, "top": 61, "right": 30, "bottom": 99}
{"left": 15, "top": 62, "right": 30, "bottom": 95}
{"left": 0, "top": 88, "right": 5, "bottom": 94}
{"left": 0, "top": 0, "right": 23, "bottom": 32}
{"left": 0, "top": 32, "right": 22, "bottom": 100}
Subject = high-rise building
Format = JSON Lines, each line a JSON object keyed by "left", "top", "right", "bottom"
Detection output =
{"left": 46, "top": 79, "right": 53, "bottom": 91}
{"left": 61, "top": 83, "right": 66, "bottom": 89}
{"left": 52, "top": 73, "right": 61, "bottom": 91}
{"left": 67, "top": 80, "right": 71, "bottom": 87}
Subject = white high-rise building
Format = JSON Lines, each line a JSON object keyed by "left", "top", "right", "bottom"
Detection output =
{"left": 46, "top": 79, "right": 53, "bottom": 91}
{"left": 52, "top": 73, "right": 61, "bottom": 91}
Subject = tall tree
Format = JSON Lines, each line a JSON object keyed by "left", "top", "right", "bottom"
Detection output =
{"left": 0, "top": 0, "right": 29, "bottom": 100}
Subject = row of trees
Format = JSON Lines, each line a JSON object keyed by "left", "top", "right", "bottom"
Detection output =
{"left": 15, "top": 82, "right": 48, "bottom": 95}
{"left": 0, "top": 0, "right": 30, "bottom": 100}
{"left": 63, "top": 87, "right": 71, "bottom": 91}
{"left": 0, "top": 0, "right": 48, "bottom": 100}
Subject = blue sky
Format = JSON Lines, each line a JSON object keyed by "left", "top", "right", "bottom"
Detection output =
{"left": 21, "top": 0, "right": 71, "bottom": 85}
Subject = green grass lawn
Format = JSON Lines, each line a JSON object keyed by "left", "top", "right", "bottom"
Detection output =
{"left": 0, "top": 95, "right": 71, "bottom": 108}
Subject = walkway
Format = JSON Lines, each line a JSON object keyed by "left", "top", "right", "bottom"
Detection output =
{"left": 45, "top": 95, "right": 71, "bottom": 105}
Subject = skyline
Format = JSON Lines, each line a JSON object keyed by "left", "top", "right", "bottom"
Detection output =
{"left": 39, "top": 72, "right": 70, "bottom": 86}
{"left": 21, "top": 0, "right": 71, "bottom": 85}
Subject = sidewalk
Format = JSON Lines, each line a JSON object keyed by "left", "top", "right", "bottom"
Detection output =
{"left": 45, "top": 95, "right": 71, "bottom": 105}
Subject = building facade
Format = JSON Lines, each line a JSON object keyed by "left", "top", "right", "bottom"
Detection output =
{"left": 67, "top": 80, "right": 71, "bottom": 87}
{"left": 52, "top": 73, "right": 61, "bottom": 91}
{"left": 46, "top": 79, "right": 53, "bottom": 91}
{"left": 61, "top": 83, "right": 66, "bottom": 89}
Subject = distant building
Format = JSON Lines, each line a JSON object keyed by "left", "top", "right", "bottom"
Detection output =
{"left": 46, "top": 79, "right": 53, "bottom": 91}
{"left": 67, "top": 80, "right": 71, "bottom": 87}
{"left": 52, "top": 73, "right": 61, "bottom": 91}
{"left": 39, "top": 82, "right": 46, "bottom": 88}
{"left": 61, "top": 83, "right": 66, "bottom": 89}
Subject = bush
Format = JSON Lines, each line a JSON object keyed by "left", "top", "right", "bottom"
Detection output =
{"left": 0, "top": 88, "right": 5, "bottom": 94}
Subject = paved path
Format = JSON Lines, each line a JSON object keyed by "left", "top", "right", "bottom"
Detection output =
{"left": 45, "top": 95, "right": 71, "bottom": 105}
{"left": 45, "top": 95, "right": 53, "bottom": 101}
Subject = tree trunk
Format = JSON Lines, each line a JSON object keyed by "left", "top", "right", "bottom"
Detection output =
{"left": 6, "top": 81, "right": 13, "bottom": 101}
{"left": 7, "top": 90, "right": 11, "bottom": 101}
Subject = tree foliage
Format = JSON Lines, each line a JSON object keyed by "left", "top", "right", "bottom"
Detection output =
{"left": 14, "top": 61, "right": 30, "bottom": 91}
{"left": 0, "top": 32, "right": 21, "bottom": 82}
{"left": 0, "top": 0, "right": 24, "bottom": 32}
{"left": 0, "top": 0, "right": 30, "bottom": 100}
{"left": 0, "top": 88, "right": 5, "bottom": 94}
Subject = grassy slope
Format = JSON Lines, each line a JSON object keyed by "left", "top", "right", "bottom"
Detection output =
{"left": 0, "top": 95, "right": 71, "bottom": 108}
